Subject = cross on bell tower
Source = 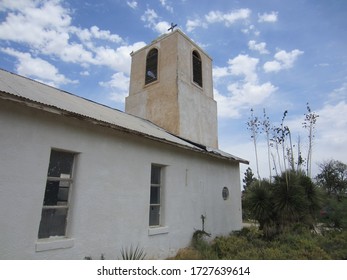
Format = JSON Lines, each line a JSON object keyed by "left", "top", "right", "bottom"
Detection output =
{"left": 168, "top": 22, "right": 177, "bottom": 32}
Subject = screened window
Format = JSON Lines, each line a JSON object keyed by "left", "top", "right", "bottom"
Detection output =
{"left": 149, "top": 165, "right": 162, "bottom": 226}
{"left": 192, "top": 50, "right": 202, "bottom": 87}
{"left": 38, "top": 150, "right": 75, "bottom": 239}
{"left": 145, "top": 48, "right": 158, "bottom": 85}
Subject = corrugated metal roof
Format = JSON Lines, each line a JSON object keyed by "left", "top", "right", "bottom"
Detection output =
{"left": 0, "top": 68, "right": 248, "bottom": 164}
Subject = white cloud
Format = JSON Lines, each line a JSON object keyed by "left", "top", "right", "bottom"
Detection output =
{"left": 100, "top": 72, "right": 129, "bottom": 91}
{"left": 248, "top": 40, "right": 269, "bottom": 54}
{"left": 242, "top": 25, "right": 260, "bottom": 36}
{"left": 328, "top": 82, "right": 347, "bottom": 103}
{"left": 80, "top": 70, "right": 90, "bottom": 76}
{"left": 0, "top": 0, "right": 35, "bottom": 11}
{"left": 227, "top": 81, "right": 277, "bottom": 105}
{"left": 215, "top": 88, "right": 241, "bottom": 119}
{"left": 141, "top": 8, "right": 158, "bottom": 24}
{"left": 317, "top": 101, "right": 347, "bottom": 148}
{"left": 159, "top": 0, "right": 173, "bottom": 13}
{"left": 126, "top": 1, "right": 137, "bottom": 9}
{"left": 100, "top": 72, "right": 130, "bottom": 104}
{"left": 205, "top": 9, "right": 251, "bottom": 27}
{"left": 215, "top": 81, "right": 277, "bottom": 119}
{"left": 1, "top": 47, "right": 77, "bottom": 86}
{"left": 186, "top": 8, "right": 250, "bottom": 33}
{"left": 214, "top": 54, "right": 277, "bottom": 118}
{"left": 264, "top": 49, "right": 304, "bottom": 73}
{"left": 0, "top": 0, "right": 71, "bottom": 48}
{"left": 94, "top": 42, "right": 145, "bottom": 74}
{"left": 186, "top": 18, "right": 207, "bottom": 32}
{"left": 141, "top": 8, "right": 171, "bottom": 34}
{"left": 0, "top": 0, "right": 146, "bottom": 85}
{"left": 228, "top": 54, "right": 259, "bottom": 83}
{"left": 213, "top": 66, "right": 229, "bottom": 80}
{"left": 90, "top": 26, "right": 123, "bottom": 43}
{"left": 258, "top": 11, "right": 278, "bottom": 23}
{"left": 155, "top": 21, "right": 171, "bottom": 34}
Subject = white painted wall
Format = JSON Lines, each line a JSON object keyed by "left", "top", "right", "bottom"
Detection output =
{"left": 0, "top": 100, "right": 242, "bottom": 260}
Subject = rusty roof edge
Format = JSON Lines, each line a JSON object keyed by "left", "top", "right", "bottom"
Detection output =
{"left": 169, "top": 133, "right": 249, "bottom": 164}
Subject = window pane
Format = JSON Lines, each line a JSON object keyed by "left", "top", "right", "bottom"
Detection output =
{"left": 149, "top": 205, "right": 160, "bottom": 226}
{"left": 38, "top": 208, "right": 68, "bottom": 238}
{"left": 47, "top": 150, "right": 74, "bottom": 178}
{"left": 151, "top": 165, "right": 161, "bottom": 184}
{"left": 150, "top": 186, "right": 160, "bottom": 204}
{"left": 43, "top": 181, "right": 70, "bottom": 206}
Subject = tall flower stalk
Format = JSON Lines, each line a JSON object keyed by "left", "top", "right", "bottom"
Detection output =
{"left": 247, "top": 109, "right": 261, "bottom": 181}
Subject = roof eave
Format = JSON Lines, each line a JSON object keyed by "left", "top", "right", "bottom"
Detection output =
{"left": 1, "top": 91, "right": 248, "bottom": 163}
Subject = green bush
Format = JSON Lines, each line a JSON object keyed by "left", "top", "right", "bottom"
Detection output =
{"left": 171, "top": 226, "right": 347, "bottom": 260}
{"left": 317, "top": 230, "right": 347, "bottom": 259}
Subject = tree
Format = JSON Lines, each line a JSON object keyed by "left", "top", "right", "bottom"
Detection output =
{"left": 243, "top": 167, "right": 256, "bottom": 191}
{"left": 316, "top": 160, "right": 347, "bottom": 200}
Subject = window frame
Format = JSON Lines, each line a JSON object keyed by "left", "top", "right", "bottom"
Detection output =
{"left": 145, "top": 48, "right": 159, "bottom": 85}
{"left": 149, "top": 164, "right": 163, "bottom": 227}
{"left": 38, "top": 149, "right": 76, "bottom": 239}
{"left": 192, "top": 50, "right": 203, "bottom": 88}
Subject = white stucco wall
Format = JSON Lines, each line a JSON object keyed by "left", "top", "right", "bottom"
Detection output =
{"left": 0, "top": 100, "right": 242, "bottom": 260}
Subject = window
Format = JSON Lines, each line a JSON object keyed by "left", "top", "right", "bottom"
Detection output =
{"left": 192, "top": 50, "right": 202, "bottom": 87}
{"left": 38, "top": 150, "right": 75, "bottom": 239}
{"left": 145, "top": 48, "right": 158, "bottom": 85}
{"left": 222, "top": 187, "right": 229, "bottom": 200}
{"left": 149, "top": 165, "right": 162, "bottom": 226}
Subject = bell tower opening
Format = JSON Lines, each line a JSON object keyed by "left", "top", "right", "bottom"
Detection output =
{"left": 192, "top": 50, "right": 203, "bottom": 87}
{"left": 145, "top": 48, "right": 158, "bottom": 85}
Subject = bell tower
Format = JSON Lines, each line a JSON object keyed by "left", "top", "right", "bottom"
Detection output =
{"left": 125, "top": 29, "right": 218, "bottom": 148}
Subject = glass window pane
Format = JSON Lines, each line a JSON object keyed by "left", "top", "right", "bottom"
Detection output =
{"left": 38, "top": 208, "right": 68, "bottom": 238}
{"left": 57, "top": 187, "right": 69, "bottom": 204}
{"left": 149, "top": 205, "right": 160, "bottom": 226}
{"left": 151, "top": 165, "right": 161, "bottom": 184}
{"left": 43, "top": 181, "right": 70, "bottom": 206}
{"left": 47, "top": 150, "right": 74, "bottom": 178}
{"left": 150, "top": 186, "right": 160, "bottom": 204}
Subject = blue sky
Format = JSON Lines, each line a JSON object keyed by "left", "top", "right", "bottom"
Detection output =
{"left": 0, "top": 0, "right": 346, "bottom": 179}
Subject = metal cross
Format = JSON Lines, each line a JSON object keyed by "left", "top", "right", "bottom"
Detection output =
{"left": 168, "top": 22, "right": 177, "bottom": 32}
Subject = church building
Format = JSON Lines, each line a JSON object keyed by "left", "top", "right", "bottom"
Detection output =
{"left": 0, "top": 29, "right": 248, "bottom": 259}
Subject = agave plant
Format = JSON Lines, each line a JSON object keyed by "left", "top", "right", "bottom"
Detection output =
{"left": 120, "top": 244, "right": 147, "bottom": 260}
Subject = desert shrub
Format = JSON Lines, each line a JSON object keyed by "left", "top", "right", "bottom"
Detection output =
{"left": 212, "top": 235, "right": 253, "bottom": 259}
{"left": 170, "top": 247, "right": 202, "bottom": 260}
{"left": 120, "top": 245, "right": 146, "bottom": 260}
{"left": 319, "top": 197, "right": 347, "bottom": 229}
{"left": 317, "top": 230, "right": 347, "bottom": 259}
{"left": 171, "top": 227, "right": 347, "bottom": 260}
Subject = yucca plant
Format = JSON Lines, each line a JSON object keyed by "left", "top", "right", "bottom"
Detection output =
{"left": 120, "top": 245, "right": 147, "bottom": 260}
